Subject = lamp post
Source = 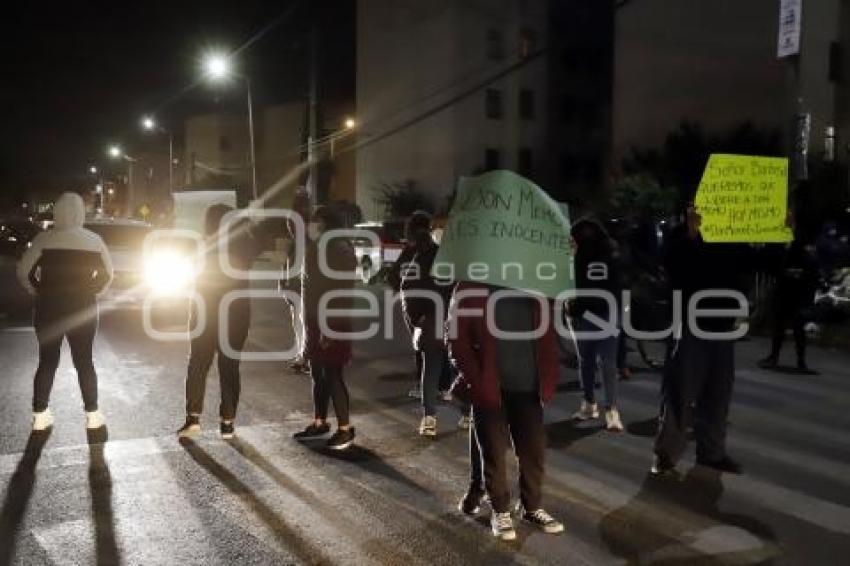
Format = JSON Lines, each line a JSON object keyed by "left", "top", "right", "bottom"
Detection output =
{"left": 202, "top": 52, "right": 258, "bottom": 201}
{"left": 141, "top": 115, "right": 174, "bottom": 195}
{"left": 88, "top": 165, "right": 103, "bottom": 214}
{"left": 108, "top": 145, "right": 138, "bottom": 217}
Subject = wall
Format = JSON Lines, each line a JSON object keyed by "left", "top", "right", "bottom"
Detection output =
{"left": 613, "top": 0, "right": 788, "bottom": 162}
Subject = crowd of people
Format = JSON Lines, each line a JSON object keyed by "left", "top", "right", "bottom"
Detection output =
{"left": 14, "top": 187, "right": 828, "bottom": 542}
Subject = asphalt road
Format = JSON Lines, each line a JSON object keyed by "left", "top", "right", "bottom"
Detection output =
{"left": 1, "top": 282, "right": 849, "bottom": 564}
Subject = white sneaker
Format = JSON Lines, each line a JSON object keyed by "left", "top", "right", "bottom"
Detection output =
{"left": 605, "top": 408, "right": 624, "bottom": 432}
{"left": 85, "top": 410, "right": 106, "bottom": 430}
{"left": 440, "top": 390, "right": 453, "bottom": 402}
{"left": 572, "top": 400, "right": 599, "bottom": 421}
{"left": 419, "top": 415, "right": 437, "bottom": 438}
{"left": 458, "top": 415, "right": 472, "bottom": 430}
{"left": 32, "top": 409, "right": 54, "bottom": 431}
{"left": 491, "top": 511, "right": 517, "bottom": 541}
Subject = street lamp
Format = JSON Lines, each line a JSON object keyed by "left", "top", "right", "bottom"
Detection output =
{"left": 108, "top": 145, "right": 138, "bottom": 216}
{"left": 201, "top": 51, "right": 258, "bottom": 200}
{"left": 89, "top": 165, "right": 98, "bottom": 175}
{"left": 141, "top": 115, "right": 174, "bottom": 196}
{"left": 344, "top": 117, "right": 357, "bottom": 130}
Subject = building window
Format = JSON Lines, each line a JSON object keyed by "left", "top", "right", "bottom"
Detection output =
{"left": 519, "top": 89, "right": 535, "bottom": 120}
{"left": 519, "top": 148, "right": 533, "bottom": 177}
{"left": 485, "top": 148, "right": 501, "bottom": 171}
{"left": 219, "top": 136, "right": 232, "bottom": 152}
{"left": 487, "top": 28, "right": 505, "bottom": 60}
{"left": 519, "top": 28, "right": 537, "bottom": 59}
{"left": 485, "top": 89, "right": 503, "bottom": 119}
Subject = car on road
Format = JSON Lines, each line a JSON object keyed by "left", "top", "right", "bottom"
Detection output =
{"left": 85, "top": 218, "right": 198, "bottom": 313}
{"left": 351, "top": 220, "right": 406, "bottom": 283}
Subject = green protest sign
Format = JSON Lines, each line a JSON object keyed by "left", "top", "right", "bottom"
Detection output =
{"left": 695, "top": 154, "right": 793, "bottom": 243}
{"left": 433, "top": 170, "right": 573, "bottom": 297}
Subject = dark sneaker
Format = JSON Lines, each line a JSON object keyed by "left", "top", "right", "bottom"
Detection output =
{"left": 458, "top": 489, "right": 487, "bottom": 516}
{"left": 177, "top": 415, "right": 201, "bottom": 438}
{"left": 220, "top": 421, "right": 235, "bottom": 440}
{"left": 519, "top": 507, "right": 564, "bottom": 534}
{"left": 327, "top": 428, "right": 355, "bottom": 450}
{"left": 758, "top": 356, "right": 778, "bottom": 369}
{"left": 696, "top": 455, "right": 743, "bottom": 474}
{"left": 293, "top": 422, "right": 331, "bottom": 440}
{"left": 650, "top": 454, "right": 677, "bottom": 476}
{"left": 796, "top": 359, "right": 809, "bottom": 372}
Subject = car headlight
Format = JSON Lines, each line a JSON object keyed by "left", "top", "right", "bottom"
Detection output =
{"left": 144, "top": 248, "right": 196, "bottom": 296}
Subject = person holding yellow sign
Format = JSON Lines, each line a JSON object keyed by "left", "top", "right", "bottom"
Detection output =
{"left": 652, "top": 201, "right": 756, "bottom": 477}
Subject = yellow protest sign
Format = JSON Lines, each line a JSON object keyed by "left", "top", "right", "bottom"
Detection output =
{"left": 695, "top": 154, "right": 793, "bottom": 243}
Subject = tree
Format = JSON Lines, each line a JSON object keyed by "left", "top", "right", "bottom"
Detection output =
{"left": 621, "top": 121, "right": 783, "bottom": 209}
{"left": 374, "top": 180, "right": 435, "bottom": 219}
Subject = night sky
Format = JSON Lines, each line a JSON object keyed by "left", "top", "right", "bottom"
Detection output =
{"left": 0, "top": 0, "right": 354, "bottom": 206}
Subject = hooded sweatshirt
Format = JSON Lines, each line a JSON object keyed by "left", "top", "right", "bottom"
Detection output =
{"left": 16, "top": 192, "right": 113, "bottom": 302}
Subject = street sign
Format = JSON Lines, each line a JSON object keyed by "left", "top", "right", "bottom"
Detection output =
{"left": 777, "top": 0, "right": 802, "bottom": 58}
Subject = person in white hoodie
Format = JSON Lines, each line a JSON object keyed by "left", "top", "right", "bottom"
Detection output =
{"left": 16, "top": 192, "right": 113, "bottom": 431}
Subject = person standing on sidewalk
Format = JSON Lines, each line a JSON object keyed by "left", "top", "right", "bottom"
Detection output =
{"left": 17, "top": 192, "right": 113, "bottom": 431}
{"left": 178, "top": 204, "right": 261, "bottom": 440}
{"left": 448, "top": 283, "right": 564, "bottom": 541}
{"left": 570, "top": 218, "right": 624, "bottom": 431}
{"left": 653, "top": 205, "right": 752, "bottom": 476}
{"left": 292, "top": 205, "right": 358, "bottom": 450}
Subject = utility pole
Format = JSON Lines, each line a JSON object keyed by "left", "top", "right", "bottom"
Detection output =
{"left": 307, "top": 22, "right": 320, "bottom": 206}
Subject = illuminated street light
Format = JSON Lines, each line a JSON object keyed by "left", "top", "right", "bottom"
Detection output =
{"left": 200, "top": 50, "right": 257, "bottom": 199}
{"left": 203, "top": 52, "right": 230, "bottom": 81}
{"left": 140, "top": 115, "right": 174, "bottom": 194}
{"left": 89, "top": 165, "right": 98, "bottom": 175}
{"left": 108, "top": 145, "right": 122, "bottom": 159}
{"left": 344, "top": 117, "right": 357, "bottom": 130}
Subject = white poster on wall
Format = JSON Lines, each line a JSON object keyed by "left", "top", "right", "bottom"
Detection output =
{"left": 777, "top": 0, "right": 802, "bottom": 58}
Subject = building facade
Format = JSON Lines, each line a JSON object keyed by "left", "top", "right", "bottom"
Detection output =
{"left": 613, "top": 0, "right": 850, "bottom": 166}
{"left": 356, "top": 0, "right": 561, "bottom": 219}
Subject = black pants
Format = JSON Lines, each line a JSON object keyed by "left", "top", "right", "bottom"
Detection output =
{"left": 468, "top": 425, "right": 484, "bottom": 492}
{"left": 33, "top": 300, "right": 99, "bottom": 412}
{"left": 655, "top": 332, "right": 735, "bottom": 464}
{"left": 185, "top": 299, "right": 250, "bottom": 420}
{"left": 474, "top": 391, "right": 545, "bottom": 513}
{"left": 769, "top": 304, "right": 806, "bottom": 363}
{"left": 312, "top": 364, "right": 350, "bottom": 427}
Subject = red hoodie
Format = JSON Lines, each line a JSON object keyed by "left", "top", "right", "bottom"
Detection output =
{"left": 446, "top": 282, "right": 560, "bottom": 411}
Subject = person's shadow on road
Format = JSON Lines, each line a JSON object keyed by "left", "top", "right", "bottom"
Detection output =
{"left": 179, "top": 437, "right": 321, "bottom": 563}
{"left": 599, "top": 467, "right": 779, "bottom": 565}
{"left": 87, "top": 427, "right": 121, "bottom": 566}
{"left": 0, "top": 429, "right": 52, "bottom": 566}
{"left": 545, "top": 419, "right": 601, "bottom": 449}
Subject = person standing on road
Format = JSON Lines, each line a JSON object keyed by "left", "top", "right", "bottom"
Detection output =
{"left": 397, "top": 211, "right": 454, "bottom": 438}
{"left": 448, "top": 283, "right": 564, "bottom": 541}
{"left": 293, "top": 205, "right": 358, "bottom": 450}
{"left": 177, "top": 204, "right": 261, "bottom": 440}
{"left": 653, "top": 205, "right": 752, "bottom": 476}
{"left": 570, "top": 218, "right": 624, "bottom": 432}
{"left": 17, "top": 192, "right": 113, "bottom": 431}
{"left": 758, "top": 239, "right": 819, "bottom": 372}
